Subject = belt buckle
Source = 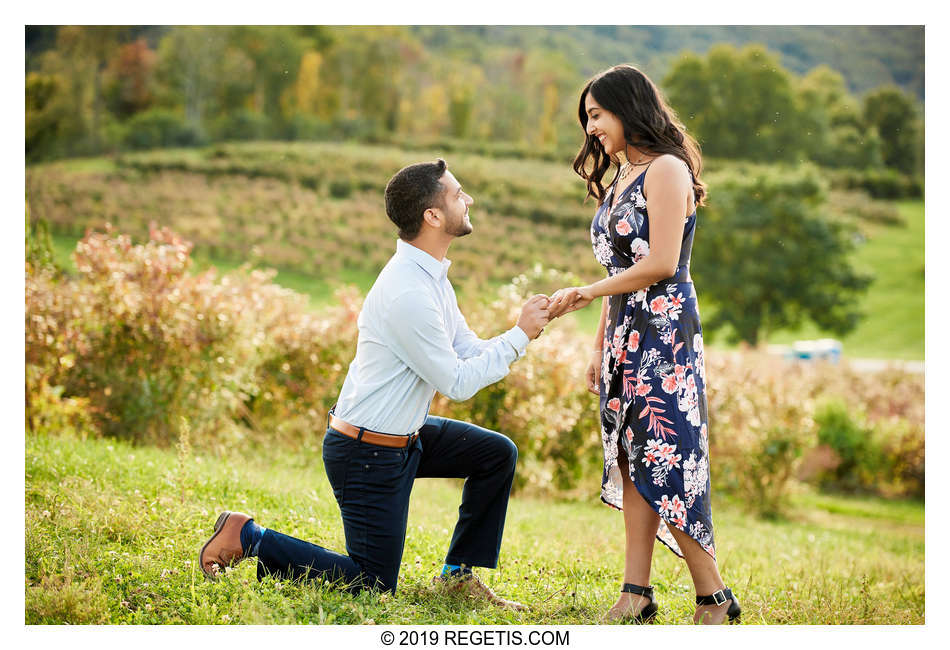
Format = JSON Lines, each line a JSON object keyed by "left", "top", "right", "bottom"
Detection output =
{"left": 711, "top": 589, "right": 727, "bottom": 606}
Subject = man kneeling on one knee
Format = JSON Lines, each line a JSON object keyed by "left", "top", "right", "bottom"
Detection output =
{"left": 199, "top": 159, "right": 549, "bottom": 610}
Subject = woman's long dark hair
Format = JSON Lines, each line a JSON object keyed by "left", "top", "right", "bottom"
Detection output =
{"left": 572, "top": 64, "right": 707, "bottom": 207}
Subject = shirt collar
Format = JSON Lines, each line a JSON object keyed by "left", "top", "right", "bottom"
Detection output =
{"left": 396, "top": 239, "right": 451, "bottom": 280}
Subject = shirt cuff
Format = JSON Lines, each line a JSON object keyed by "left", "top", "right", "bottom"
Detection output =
{"left": 504, "top": 326, "right": 531, "bottom": 359}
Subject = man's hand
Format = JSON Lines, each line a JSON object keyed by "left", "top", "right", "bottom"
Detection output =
{"left": 516, "top": 294, "right": 550, "bottom": 340}
{"left": 548, "top": 286, "right": 596, "bottom": 318}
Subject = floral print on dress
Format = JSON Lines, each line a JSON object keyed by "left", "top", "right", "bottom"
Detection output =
{"left": 593, "top": 166, "right": 715, "bottom": 560}
{"left": 592, "top": 232, "right": 614, "bottom": 267}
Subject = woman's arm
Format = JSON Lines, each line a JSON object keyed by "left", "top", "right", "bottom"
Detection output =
{"left": 549, "top": 156, "right": 692, "bottom": 315}
{"left": 584, "top": 297, "right": 609, "bottom": 394}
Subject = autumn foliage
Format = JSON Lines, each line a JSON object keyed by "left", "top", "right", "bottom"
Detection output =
{"left": 26, "top": 226, "right": 358, "bottom": 447}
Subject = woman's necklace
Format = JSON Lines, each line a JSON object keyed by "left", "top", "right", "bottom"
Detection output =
{"left": 610, "top": 153, "right": 652, "bottom": 212}
{"left": 616, "top": 161, "right": 633, "bottom": 184}
{"left": 616, "top": 152, "right": 651, "bottom": 184}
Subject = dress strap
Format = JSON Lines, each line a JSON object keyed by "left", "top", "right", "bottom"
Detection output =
{"left": 632, "top": 159, "right": 655, "bottom": 180}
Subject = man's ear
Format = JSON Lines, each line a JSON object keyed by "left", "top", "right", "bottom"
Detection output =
{"left": 422, "top": 207, "right": 442, "bottom": 229}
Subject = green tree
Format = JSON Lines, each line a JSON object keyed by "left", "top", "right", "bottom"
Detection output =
{"left": 154, "top": 27, "right": 227, "bottom": 138}
{"left": 473, "top": 49, "right": 530, "bottom": 143}
{"left": 55, "top": 26, "right": 128, "bottom": 150}
{"left": 664, "top": 44, "right": 804, "bottom": 162}
{"left": 226, "top": 26, "right": 313, "bottom": 128}
{"left": 27, "top": 26, "right": 127, "bottom": 157}
{"left": 324, "top": 26, "right": 422, "bottom": 136}
{"left": 25, "top": 72, "right": 69, "bottom": 160}
{"left": 658, "top": 53, "right": 712, "bottom": 146}
{"left": 154, "top": 27, "right": 261, "bottom": 139}
{"left": 448, "top": 71, "right": 479, "bottom": 139}
{"left": 524, "top": 49, "right": 579, "bottom": 149}
{"left": 863, "top": 85, "right": 922, "bottom": 175}
{"left": 692, "top": 167, "right": 872, "bottom": 345}
{"left": 798, "top": 66, "right": 882, "bottom": 169}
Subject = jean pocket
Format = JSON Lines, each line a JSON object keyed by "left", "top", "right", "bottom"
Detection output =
{"left": 346, "top": 447, "right": 410, "bottom": 498}
{"left": 323, "top": 429, "right": 357, "bottom": 456}
{"left": 323, "top": 430, "right": 358, "bottom": 503}
{"left": 354, "top": 445, "right": 406, "bottom": 471}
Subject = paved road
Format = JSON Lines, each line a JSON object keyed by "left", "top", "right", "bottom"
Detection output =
{"left": 721, "top": 346, "right": 925, "bottom": 374}
{"left": 846, "top": 358, "right": 924, "bottom": 374}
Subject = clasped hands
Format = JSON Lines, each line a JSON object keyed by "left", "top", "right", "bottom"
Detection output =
{"left": 515, "top": 286, "right": 597, "bottom": 339}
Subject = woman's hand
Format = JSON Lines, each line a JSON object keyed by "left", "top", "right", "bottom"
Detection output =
{"left": 585, "top": 349, "right": 602, "bottom": 395}
{"left": 548, "top": 286, "right": 596, "bottom": 318}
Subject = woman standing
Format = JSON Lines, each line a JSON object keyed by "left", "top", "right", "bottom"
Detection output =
{"left": 547, "top": 64, "right": 740, "bottom": 625}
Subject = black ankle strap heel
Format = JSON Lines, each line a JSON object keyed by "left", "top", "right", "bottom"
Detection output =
{"left": 621, "top": 583, "right": 658, "bottom": 623}
{"left": 696, "top": 587, "right": 741, "bottom": 623}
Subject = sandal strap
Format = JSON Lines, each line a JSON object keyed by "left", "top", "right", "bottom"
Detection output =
{"left": 696, "top": 587, "right": 733, "bottom": 606}
{"left": 621, "top": 583, "right": 654, "bottom": 598}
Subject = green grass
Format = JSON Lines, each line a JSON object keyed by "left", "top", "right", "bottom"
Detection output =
{"left": 26, "top": 431, "right": 924, "bottom": 624}
{"left": 50, "top": 233, "right": 77, "bottom": 271}
{"left": 51, "top": 156, "right": 118, "bottom": 174}
{"left": 790, "top": 491, "right": 924, "bottom": 527}
{"left": 190, "top": 254, "right": 379, "bottom": 307}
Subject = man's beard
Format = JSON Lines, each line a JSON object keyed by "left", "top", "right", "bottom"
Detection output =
{"left": 447, "top": 214, "right": 472, "bottom": 237}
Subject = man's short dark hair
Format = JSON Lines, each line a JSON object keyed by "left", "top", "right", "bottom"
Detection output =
{"left": 384, "top": 159, "right": 447, "bottom": 240}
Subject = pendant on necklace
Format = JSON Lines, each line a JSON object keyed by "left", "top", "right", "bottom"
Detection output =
{"left": 618, "top": 162, "right": 633, "bottom": 183}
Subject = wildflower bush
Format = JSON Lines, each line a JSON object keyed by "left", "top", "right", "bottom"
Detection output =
{"left": 704, "top": 349, "right": 924, "bottom": 513}
{"left": 802, "top": 354, "right": 924, "bottom": 498}
{"left": 25, "top": 225, "right": 360, "bottom": 447}
{"left": 26, "top": 378, "right": 96, "bottom": 441}
{"left": 27, "top": 226, "right": 262, "bottom": 444}
{"left": 808, "top": 398, "right": 924, "bottom": 498}
{"left": 704, "top": 353, "right": 818, "bottom": 515}
{"left": 242, "top": 284, "right": 360, "bottom": 445}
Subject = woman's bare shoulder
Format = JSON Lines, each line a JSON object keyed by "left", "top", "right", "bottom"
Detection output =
{"left": 644, "top": 154, "right": 692, "bottom": 193}
{"left": 648, "top": 153, "right": 690, "bottom": 176}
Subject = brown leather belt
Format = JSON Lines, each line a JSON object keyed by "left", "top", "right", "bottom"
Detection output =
{"left": 328, "top": 414, "right": 419, "bottom": 449}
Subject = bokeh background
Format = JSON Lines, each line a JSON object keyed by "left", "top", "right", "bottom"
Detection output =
{"left": 24, "top": 25, "right": 925, "bottom": 624}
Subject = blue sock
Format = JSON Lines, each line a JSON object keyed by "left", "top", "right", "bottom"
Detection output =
{"left": 239, "top": 519, "right": 265, "bottom": 557}
{"left": 442, "top": 563, "right": 472, "bottom": 577}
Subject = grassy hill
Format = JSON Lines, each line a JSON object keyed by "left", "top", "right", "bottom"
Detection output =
{"left": 26, "top": 430, "right": 924, "bottom": 624}
{"left": 767, "top": 200, "right": 924, "bottom": 360}
{"left": 32, "top": 142, "right": 924, "bottom": 360}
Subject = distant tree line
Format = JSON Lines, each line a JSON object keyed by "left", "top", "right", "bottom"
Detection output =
{"left": 26, "top": 27, "right": 922, "bottom": 177}
{"left": 664, "top": 44, "right": 922, "bottom": 175}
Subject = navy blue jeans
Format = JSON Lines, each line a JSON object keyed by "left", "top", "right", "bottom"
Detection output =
{"left": 254, "top": 415, "right": 518, "bottom": 593}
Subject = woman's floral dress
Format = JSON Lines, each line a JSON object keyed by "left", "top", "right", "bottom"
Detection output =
{"left": 591, "top": 166, "right": 715, "bottom": 559}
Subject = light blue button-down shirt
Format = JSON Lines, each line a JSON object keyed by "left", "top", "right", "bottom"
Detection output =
{"left": 334, "top": 239, "right": 530, "bottom": 436}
